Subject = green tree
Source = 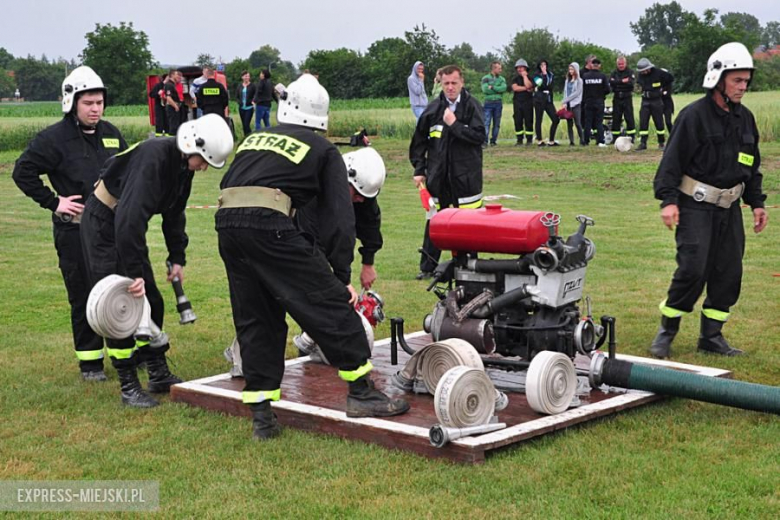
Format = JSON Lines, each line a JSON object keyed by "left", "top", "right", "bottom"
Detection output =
{"left": 552, "top": 40, "right": 618, "bottom": 91}
{"left": 364, "top": 37, "right": 413, "bottom": 98}
{"left": 502, "top": 28, "right": 558, "bottom": 71}
{"left": 247, "top": 44, "right": 296, "bottom": 85}
{"left": 195, "top": 53, "right": 215, "bottom": 68}
{"left": 300, "top": 48, "right": 367, "bottom": 99}
{"left": 752, "top": 55, "right": 780, "bottom": 91}
{"left": 630, "top": 1, "right": 695, "bottom": 49}
{"left": 13, "top": 56, "right": 61, "bottom": 101}
{"left": 81, "top": 22, "right": 156, "bottom": 105}
{"left": 720, "top": 12, "right": 761, "bottom": 50}
{"left": 762, "top": 21, "right": 780, "bottom": 47}
{"left": 224, "top": 57, "right": 252, "bottom": 96}
{"left": 0, "top": 69, "right": 15, "bottom": 98}
{"left": 404, "top": 24, "right": 449, "bottom": 86}
{"left": 0, "top": 47, "right": 14, "bottom": 70}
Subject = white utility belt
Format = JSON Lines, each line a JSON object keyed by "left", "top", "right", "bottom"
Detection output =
{"left": 678, "top": 175, "right": 744, "bottom": 209}
{"left": 218, "top": 186, "right": 294, "bottom": 217}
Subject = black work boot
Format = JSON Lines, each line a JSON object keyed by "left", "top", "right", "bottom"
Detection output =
{"left": 635, "top": 136, "right": 648, "bottom": 151}
{"left": 649, "top": 316, "right": 680, "bottom": 359}
{"left": 80, "top": 359, "right": 107, "bottom": 382}
{"left": 658, "top": 134, "right": 666, "bottom": 150}
{"left": 145, "top": 349, "right": 183, "bottom": 393}
{"left": 346, "top": 376, "right": 410, "bottom": 418}
{"left": 116, "top": 364, "right": 159, "bottom": 408}
{"left": 250, "top": 401, "right": 281, "bottom": 441}
{"left": 697, "top": 315, "right": 743, "bottom": 356}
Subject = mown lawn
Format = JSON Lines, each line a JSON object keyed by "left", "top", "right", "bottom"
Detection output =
{"left": 0, "top": 138, "right": 778, "bottom": 518}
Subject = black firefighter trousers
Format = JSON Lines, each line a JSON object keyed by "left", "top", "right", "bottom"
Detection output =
{"left": 218, "top": 226, "right": 370, "bottom": 395}
{"left": 53, "top": 220, "right": 104, "bottom": 372}
{"left": 663, "top": 201, "right": 744, "bottom": 317}
{"left": 80, "top": 196, "right": 169, "bottom": 368}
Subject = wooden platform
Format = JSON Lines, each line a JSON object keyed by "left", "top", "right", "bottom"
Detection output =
{"left": 171, "top": 331, "right": 732, "bottom": 463}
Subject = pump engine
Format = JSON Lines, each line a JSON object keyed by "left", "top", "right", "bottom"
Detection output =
{"left": 422, "top": 204, "right": 602, "bottom": 362}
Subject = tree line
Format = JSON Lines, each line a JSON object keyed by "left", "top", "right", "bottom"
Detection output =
{"left": 2, "top": 3, "right": 779, "bottom": 103}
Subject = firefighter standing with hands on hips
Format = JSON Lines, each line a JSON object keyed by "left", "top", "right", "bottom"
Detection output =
{"left": 215, "top": 74, "right": 409, "bottom": 441}
{"left": 13, "top": 66, "right": 127, "bottom": 382}
{"left": 650, "top": 42, "right": 768, "bottom": 359}
{"left": 80, "top": 114, "right": 234, "bottom": 408}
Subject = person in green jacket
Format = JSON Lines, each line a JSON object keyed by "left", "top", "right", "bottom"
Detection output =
{"left": 481, "top": 61, "right": 507, "bottom": 147}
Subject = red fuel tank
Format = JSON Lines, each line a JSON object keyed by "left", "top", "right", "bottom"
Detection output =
{"left": 430, "top": 205, "right": 555, "bottom": 255}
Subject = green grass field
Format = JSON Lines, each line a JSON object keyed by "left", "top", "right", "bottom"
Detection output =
{"left": 0, "top": 128, "right": 779, "bottom": 516}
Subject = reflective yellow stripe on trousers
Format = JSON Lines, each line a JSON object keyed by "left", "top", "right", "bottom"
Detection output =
{"left": 242, "top": 389, "right": 281, "bottom": 404}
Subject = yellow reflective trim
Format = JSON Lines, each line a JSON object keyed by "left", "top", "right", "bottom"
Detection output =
{"left": 656, "top": 130, "right": 666, "bottom": 135}
{"left": 135, "top": 339, "right": 150, "bottom": 348}
{"left": 652, "top": 82, "right": 661, "bottom": 88}
{"left": 116, "top": 141, "right": 142, "bottom": 157}
{"left": 639, "top": 131, "right": 649, "bottom": 136}
{"left": 242, "top": 389, "right": 281, "bottom": 403}
{"left": 459, "top": 199, "right": 484, "bottom": 209}
{"left": 75, "top": 350, "right": 104, "bottom": 361}
{"left": 738, "top": 153, "right": 754, "bottom": 167}
{"left": 702, "top": 308, "right": 729, "bottom": 322}
{"left": 236, "top": 132, "right": 311, "bottom": 165}
{"left": 107, "top": 347, "right": 135, "bottom": 360}
{"left": 626, "top": 129, "right": 637, "bottom": 135}
{"left": 429, "top": 131, "right": 442, "bottom": 138}
{"left": 102, "top": 138, "right": 120, "bottom": 148}
{"left": 202, "top": 88, "right": 220, "bottom": 95}
{"left": 659, "top": 300, "right": 686, "bottom": 318}
{"left": 339, "top": 361, "right": 373, "bottom": 382}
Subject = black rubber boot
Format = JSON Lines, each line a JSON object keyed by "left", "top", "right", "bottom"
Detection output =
{"left": 116, "top": 365, "right": 159, "bottom": 408}
{"left": 697, "top": 315, "right": 743, "bottom": 356}
{"left": 346, "top": 376, "right": 410, "bottom": 418}
{"left": 649, "top": 316, "right": 680, "bottom": 359}
{"left": 81, "top": 370, "right": 107, "bottom": 382}
{"left": 250, "top": 401, "right": 281, "bottom": 441}
{"left": 145, "top": 350, "right": 183, "bottom": 393}
{"left": 635, "top": 136, "right": 648, "bottom": 151}
{"left": 658, "top": 134, "right": 666, "bottom": 150}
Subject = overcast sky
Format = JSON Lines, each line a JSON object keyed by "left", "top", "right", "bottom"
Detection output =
{"left": 2, "top": 0, "right": 776, "bottom": 68}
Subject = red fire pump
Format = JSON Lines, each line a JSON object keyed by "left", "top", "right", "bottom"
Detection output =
{"left": 421, "top": 204, "right": 603, "bottom": 362}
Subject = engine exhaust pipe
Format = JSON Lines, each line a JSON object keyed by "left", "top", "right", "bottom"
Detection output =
{"left": 429, "top": 422, "right": 507, "bottom": 448}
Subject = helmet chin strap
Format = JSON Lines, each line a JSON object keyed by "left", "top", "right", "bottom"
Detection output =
{"left": 71, "top": 112, "right": 97, "bottom": 132}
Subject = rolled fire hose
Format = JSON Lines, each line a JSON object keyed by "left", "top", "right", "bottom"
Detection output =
{"left": 86, "top": 274, "right": 161, "bottom": 341}
{"left": 526, "top": 351, "right": 578, "bottom": 415}
{"left": 392, "top": 338, "right": 485, "bottom": 395}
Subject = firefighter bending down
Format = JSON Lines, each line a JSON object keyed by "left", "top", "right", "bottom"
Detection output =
{"left": 215, "top": 74, "right": 409, "bottom": 441}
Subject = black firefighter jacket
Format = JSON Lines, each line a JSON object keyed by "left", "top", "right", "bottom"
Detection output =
{"left": 654, "top": 92, "right": 765, "bottom": 210}
{"left": 98, "top": 138, "right": 193, "bottom": 278}
{"left": 13, "top": 115, "right": 127, "bottom": 217}
{"left": 409, "top": 89, "right": 485, "bottom": 207}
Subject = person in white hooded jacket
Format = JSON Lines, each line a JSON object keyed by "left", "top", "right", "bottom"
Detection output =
{"left": 408, "top": 61, "right": 428, "bottom": 120}
{"left": 560, "top": 62, "right": 584, "bottom": 145}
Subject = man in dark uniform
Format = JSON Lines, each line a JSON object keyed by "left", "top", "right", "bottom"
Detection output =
{"left": 410, "top": 65, "right": 485, "bottom": 279}
{"left": 581, "top": 58, "right": 611, "bottom": 146}
{"left": 149, "top": 73, "right": 168, "bottom": 136}
{"left": 216, "top": 75, "right": 409, "bottom": 440}
{"left": 164, "top": 69, "right": 183, "bottom": 136}
{"left": 650, "top": 42, "right": 768, "bottom": 358}
{"left": 13, "top": 66, "right": 127, "bottom": 382}
{"left": 609, "top": 56, "right": 636, "bottom": 142}
{"left": 511, "top": 59, "right": 534, "bottom": 146}
{"left": 195, "top": 69, "right": 230, "bottom": 120}
{"left": 661, "top": 68, "right": 675, "bottom": 134}
{"left": 80, "top": 114, "right": 234, "bottom": 407}
{"left": 635, "top": 58, "right": 666, "bottom": 151}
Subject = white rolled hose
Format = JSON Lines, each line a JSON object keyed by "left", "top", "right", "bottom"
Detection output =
{"left": 86, "top": 274, "right": 158, "bottom": 340}
{"left": 526, "top": 351, "right": 577, "bottom": 415}
{"left": 434, "top": 365, "right": 497, "bottom": 428}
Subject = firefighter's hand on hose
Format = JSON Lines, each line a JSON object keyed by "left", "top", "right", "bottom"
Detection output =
{"left": 753, "top": 208, "right": 768, "bottom": 234}
{"left": 360, "top": 264, "right": 377, "bottom": 290}
{"left": 413, "top": 175, "right": 426, "bottom": 188}
{"left": 166, "top": 263, "right": 183, "bottom": 283}
{"left": 346, "top": 284, "right": 358, "bottom": 305}
{"left": 56, "top": 195, "right": 84, "bottom": 216}
{"left": 661, "top": 204, "right": 679, "bottom": 230}
{"left": 128, "top": 278, "right": 146, "bottom": 298}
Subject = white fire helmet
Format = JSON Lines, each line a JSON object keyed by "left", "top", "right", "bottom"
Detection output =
{"left": 614, "top": 136, "right": 633, "bottom": 152}
{"left": 276, "top": 74, "right": 329, "bottom": 131}
{"left": 702, "top": 42, "right": 754, "bottom": 90}
{"left": 343, "top": 147, "right": 386, "bottom": 198}
{"left": 61, "top": 66, "right": 106, "bottom": 114}
{"left": 176, "top": 114, "right": 234, "bottom": 168}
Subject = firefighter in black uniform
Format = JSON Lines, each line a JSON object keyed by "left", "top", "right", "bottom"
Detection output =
{"left": 164, "top": 69, "right": 183, "bottom": 135}
{"left": 195, "top": 69, "right": 230, "bottom": 120}
{"left": 650, "top": 42, "right": 768, "bottom": 358}
{"left": 609, "top": 56, "right": 636, "bottom": 142}
{"left": 80, "top": 114, "right": 234, "bottom": 407}
{"left": 581, "top": 58, "right": 610, "bottom": 146}
{"left": 216, "top": 75, "right": 409, "bottom": 440}
{"left": 410, "top": 65, "right": 485, "bottom": 279}
{"left": 511, "top": 59, "right": 534, "bottom": 146}
{"left": 13, "top": 66, "right": 127, "bottom": 382}
{"left": 661, "top": 68, "right": 675, "bottom": 134}
{"left": 149, "top": 74, "right": 168, "bottom": 136}
{"left": 635, "top": 58, "right": 667, "bottom": 151}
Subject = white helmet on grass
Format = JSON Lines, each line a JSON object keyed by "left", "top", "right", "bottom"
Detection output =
{"left": 343, "top": 147, "right": 386, "bottom": 198}
{"left": 176, "top": 114, "right": 234, "bottom": 168}
{"left": 277, "top": 74, "right": 329, "bottom": 131}
{"left": 702, "top": 42, "right": 754, "bottom": 89}
{"left": 614, "top": 136, "right": 633, "bottom": 152}
{"left": 62, "top": 66, "right": 106, "bottom": 114}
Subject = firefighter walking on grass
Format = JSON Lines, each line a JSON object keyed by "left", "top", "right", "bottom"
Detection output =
{"left": 215, "top": 74, "right": 409, "bottom": 440}
{"left": 636, "top": 58, "right": 671, "bottom": 151}
{"left": 650, "top": 42, "right": 768, "bottom": 358}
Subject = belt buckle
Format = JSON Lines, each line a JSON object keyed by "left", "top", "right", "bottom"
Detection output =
{"left": 715, "top": 189, "right": 727, "bottom": 206}
{"left": 692, "top": 187, "right": 707, "bottom": 202}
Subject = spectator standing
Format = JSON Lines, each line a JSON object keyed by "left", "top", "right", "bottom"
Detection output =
{"left": 236, "top": 71, "right": 256, "bottom": 138}
{"left": 481, "top": 61, "right": 507, "bottom": 147}
{"left": 560, "top": 63, "right": 584, "bottom": 146}
{"left": 252, "top": 69, "right": 277, "bottom": 130}
{"left": 511, "top": 59, "right": 534, "bottom": 146}
{"left": 164, "top": 69, "right": 183, "bottom": 135}
{"left": 431, "top": 68, "right": 443, "bottom": 99}
{"left": 190, "top": 67, "right": 209, "bottom": 118}
{"left": 408, "top": 61, "right": 428, "bottom": 120}
{"left": 532, "top": 60, "right": 560, "bottom": 146}
{"left": 149, "top": 74, "right": 168, "bottom": 136}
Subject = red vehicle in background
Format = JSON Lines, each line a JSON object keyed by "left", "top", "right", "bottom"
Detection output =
{"left": 146, "top": 66, "right": 228, "bottom": 129}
